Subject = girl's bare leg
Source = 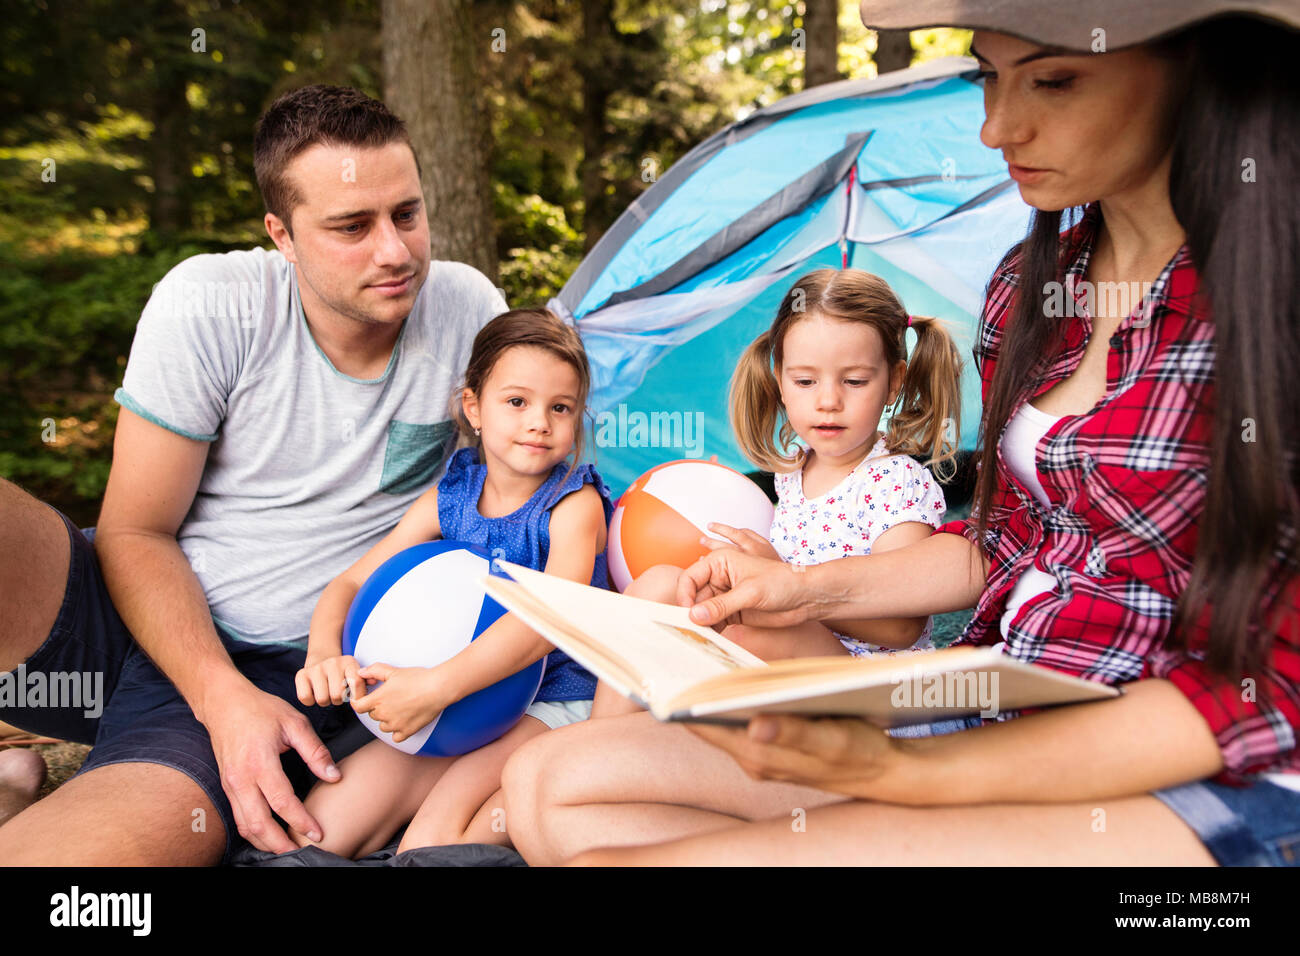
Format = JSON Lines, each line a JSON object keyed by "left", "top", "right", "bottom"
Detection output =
{"left": 502, "top": 710, "right": 848, "bottom": 866}
{"left": 294, "top": 739, "right": 453, "bottom": 859}
{"left": 397, "top": 715, "right": 551, "bottom": 853}
{"left": 721, "top": 620, "right": 849, "bottom": 660}
{"left": 567, "top": 794, "right": 1217, "bottom": 866}
{"left": 620, "top": 563, "right": 851, "bottom": 663}
{"left": 462, "top": 787, "right": 512, "bottom": 846}
{"left": 590, "top": 678, "right": 642, "bottom": 718}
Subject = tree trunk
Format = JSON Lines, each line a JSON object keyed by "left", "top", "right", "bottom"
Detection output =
{"left": 579, "top": 0, "right": 616, "bottom": 251}
{"left": 873, "top": 28, "right": 912, "bottom": 74}
{"left": 148, "top": 64, "right": 189, "bottom": 236}
{"left": 803, "top": 0, "right": 842, "bottom": 89}
{"left": 383, "top": 0, "right": 498, "bottom": 282}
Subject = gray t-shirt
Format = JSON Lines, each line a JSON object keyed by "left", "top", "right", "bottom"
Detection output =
{"left": 116, "top": 247, "right": 506, "bottom": 647}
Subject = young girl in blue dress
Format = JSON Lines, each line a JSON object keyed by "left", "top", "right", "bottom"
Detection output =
{"left": 292, "top": 307, "right": 614, "bottom": 858}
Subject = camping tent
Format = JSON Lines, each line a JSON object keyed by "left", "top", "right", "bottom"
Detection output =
{"left": 549, "top": 56, "right": 1033, "bottom": 497}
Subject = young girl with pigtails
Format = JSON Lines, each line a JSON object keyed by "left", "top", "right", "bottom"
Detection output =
{"left": 718, "top": 267, "right": 965, "bottom": 657}
{"left": 596, "top": 267, "right": 965, "bottom": 713}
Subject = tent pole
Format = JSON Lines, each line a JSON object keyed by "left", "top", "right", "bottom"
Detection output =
{"left": 840, "top": 165, "right": 857, "bottom": 269}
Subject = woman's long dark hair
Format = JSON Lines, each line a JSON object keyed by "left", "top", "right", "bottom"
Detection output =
{"left": 970, "top": 17, "right": 1300, "bottom": 679}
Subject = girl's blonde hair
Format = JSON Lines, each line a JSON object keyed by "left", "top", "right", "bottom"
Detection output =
{"left": 452, "top": 307, "right": 593, "bottom": 491}
{"left": 730, "top": 268, "right": 964, "bottom": 480}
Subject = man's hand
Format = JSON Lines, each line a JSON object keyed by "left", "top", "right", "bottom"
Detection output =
{"left": 352, "top": 662, "right": 444, "bottom": 743}
{"left": 686, "top": 714, "right": 902, "bottom": 799}
{"left": 204, "top": 682, "right": 340, "bottom": 854}
{"left": 676, "top": 548, "right": 816, "bottom": 629}
{"left": 700, "top": 522, "right": 782, "bottom": 561}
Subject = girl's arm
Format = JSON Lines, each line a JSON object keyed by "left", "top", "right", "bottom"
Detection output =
{"left": 354, "top": 485, "right": 608, "bottom": 740}
{"left": 304, "top": 484, "right": 442, "bottom": 667}
{"left": 688, "top": 678, "right": 1225, "bottom": 805}
{"left": 822, "top": 521, "right": 947, "bottom": 649}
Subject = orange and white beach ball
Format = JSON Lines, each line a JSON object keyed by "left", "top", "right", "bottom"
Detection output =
{"left": 606, "top": 459, "right": 775, "bottom": 592}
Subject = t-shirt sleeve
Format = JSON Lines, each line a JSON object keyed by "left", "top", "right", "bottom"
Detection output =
{"left": 439, "top": 260, "right": 508, "bottom": 337}
{"left": 1144, "top": 574, "right": 1300, "bottom": 784}
{"left": 115, "top": 254, "right": 251, "bottom": 441}
{"left": 876, "top": 458, "right": 947, "bottom": 532}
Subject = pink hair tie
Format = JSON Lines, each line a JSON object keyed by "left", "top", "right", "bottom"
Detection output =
{"left": 906, "top": 314, "right": 913, "bottom": 327}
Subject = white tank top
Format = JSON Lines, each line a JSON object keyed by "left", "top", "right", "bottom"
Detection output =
{"left": 998, "top": 400, "right": 1062, "bottom": 640}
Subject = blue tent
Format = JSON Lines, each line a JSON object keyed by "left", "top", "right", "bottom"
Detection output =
{"left": 550, "top": 57, "right": 1033, "bottom": 497}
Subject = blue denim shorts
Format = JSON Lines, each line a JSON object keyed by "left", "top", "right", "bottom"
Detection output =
{"left": 1153, "top": 778, "right": 1300, "bottom": 867}
{"left": 1, "top": 506, "right": 371, "bottom": 863}
{"left": 886, "top": 715, "right": 984, "bottom": 738}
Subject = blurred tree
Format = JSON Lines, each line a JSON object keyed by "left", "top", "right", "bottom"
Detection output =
{"left": 383, "top": 0, "right": 498, "bottom": 281}
{"left": 803, "top": 0, "right": 842, "bottom": 87}
{"left": 873, "top": 28, "right": 913, "bottom": 73}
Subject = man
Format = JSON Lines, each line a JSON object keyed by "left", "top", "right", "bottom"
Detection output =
{"left": 0, "top": 85, "right": 507, "bottom": 864}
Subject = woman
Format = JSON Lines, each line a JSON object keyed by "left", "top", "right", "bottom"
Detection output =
{"left": 500, "top": 2, "right": 1300, "bottom": 865}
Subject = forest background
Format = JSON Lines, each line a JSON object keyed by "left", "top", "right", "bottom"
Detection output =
{"left": 0, "top": 0, "right": 971, "bottom": 526}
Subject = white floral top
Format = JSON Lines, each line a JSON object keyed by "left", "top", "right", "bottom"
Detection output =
{"left": 769, "top": 435, "right": 947, "bottom": 655}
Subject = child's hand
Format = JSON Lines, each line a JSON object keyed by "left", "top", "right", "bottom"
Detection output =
{"left": 701, "top": 522, "right": 782, "bottom": 561}
{"left": 352, "top": 662, "right": 447, "bottom": 743}
{"left": 295, "top": 655, "right": 364, "bottom": 707}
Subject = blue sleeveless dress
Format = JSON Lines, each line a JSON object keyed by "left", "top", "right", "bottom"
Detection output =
{"left": 437, "top": 447, "right": 613, "bottom": 702}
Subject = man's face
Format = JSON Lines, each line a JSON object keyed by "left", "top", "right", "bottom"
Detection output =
{"left": 266, "top": 141, "right": 430, "bottom": 329}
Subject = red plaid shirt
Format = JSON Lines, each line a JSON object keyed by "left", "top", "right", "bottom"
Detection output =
{"left": 936, "top": 203, "right": 1300, "bottom": 785}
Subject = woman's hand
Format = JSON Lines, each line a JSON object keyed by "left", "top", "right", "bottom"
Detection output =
{"left": 685, "top": 714, "right": 903, "bottom": 799}
{"left": 352, "top": 662, "right": 447, "bottom": 743}
{"left": 294, "top": 654, "right": 363, "bottom": 707}
{"left": 700, "top": 522, "right": 782, "bottom": 561}
{"left": 677, "top": 548, "right": 822, "bottom": 629}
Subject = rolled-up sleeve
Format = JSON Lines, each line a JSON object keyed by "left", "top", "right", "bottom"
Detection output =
{"left": 1145, "top": 574, "right": 1300, "bottom": 784}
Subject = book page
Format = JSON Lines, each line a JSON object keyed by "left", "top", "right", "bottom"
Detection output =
{"left": 484, "top": 562, "right": 765, "bottom": 711}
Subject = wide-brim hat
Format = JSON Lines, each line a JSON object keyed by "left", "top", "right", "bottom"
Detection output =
{"left": 860, "top": 0, "right": 1299, "bottom": 51}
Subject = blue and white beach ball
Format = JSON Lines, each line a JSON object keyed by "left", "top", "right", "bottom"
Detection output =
{"left": 342, "top": 541, "right": 544, "bottom": 757}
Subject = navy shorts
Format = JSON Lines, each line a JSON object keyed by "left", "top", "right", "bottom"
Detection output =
{"left": 1153, "top": 778, "right": 1300, "bottom": 867}
{"left": 1, "top": 506, "right": 371, "bottom": 863}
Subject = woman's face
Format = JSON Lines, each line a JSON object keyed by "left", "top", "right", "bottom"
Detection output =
{"left": 972, "top": 30, "right": 1185, "bottom": 211}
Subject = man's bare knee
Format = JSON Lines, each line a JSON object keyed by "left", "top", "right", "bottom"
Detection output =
{"left": 0, "top": 479, "right": 73, "bottom": 673}
{"left": 0, "top": 761, "right": 225, "bottom": 866}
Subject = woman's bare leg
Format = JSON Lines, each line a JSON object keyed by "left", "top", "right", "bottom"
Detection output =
{"left": 567, "top": 794, "right": 1217, "bottom": 866}
{"left": 502, "top": 710, "right": 847, "bottom": 865}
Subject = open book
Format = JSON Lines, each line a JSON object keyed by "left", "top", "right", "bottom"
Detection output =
{"left": 484, "top": 561, "right": 1119, "bottom": 726}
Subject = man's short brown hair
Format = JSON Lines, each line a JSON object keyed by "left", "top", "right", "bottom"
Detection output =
{"left": 253, "top": 85, "right": 420, "bottom": 235}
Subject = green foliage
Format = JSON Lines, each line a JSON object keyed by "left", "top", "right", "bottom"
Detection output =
{"left": 494, "top": 182, "right": 583, "bottom": 306}
{"left": 0, "top": 241, "right": 200, "bottom": 510}
{"left": 0, "top": 0, "right": 967, "bottom": 520}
